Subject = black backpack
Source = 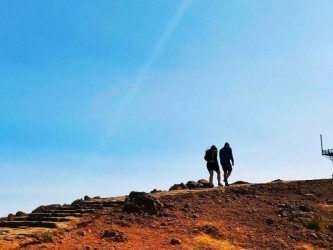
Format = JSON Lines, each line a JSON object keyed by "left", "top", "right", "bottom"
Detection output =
{"left": 204, "top": 149, "right": 213, "bottom": 161}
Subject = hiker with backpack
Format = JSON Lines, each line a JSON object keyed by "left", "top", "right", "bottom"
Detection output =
{"left": 219, "top": 142, "right": 234, "bottom": 186}
{"left": 204, "top": 145, "right": 223, "bottom": 187}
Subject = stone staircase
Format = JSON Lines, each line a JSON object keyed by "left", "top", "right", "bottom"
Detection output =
{"left": 0, "top": 197, "right": 125, "bottom": 231}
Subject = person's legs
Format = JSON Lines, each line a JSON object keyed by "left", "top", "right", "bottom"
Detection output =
{"left": 208, "top": 170, "right": 214, "bottom": 185}
{"left": 223, "top": 171, "right": 228, "bottom": 181}
{"left": 217, "top": 170, "right": 222, "bottom": 185}
{"left": 223, "top": 171, "right": 232, "bottom": 186}
{"left": 222, "top": 161, "right": 232, "bottom": 186}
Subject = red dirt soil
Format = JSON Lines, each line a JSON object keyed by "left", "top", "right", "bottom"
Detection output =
{"left": 1, "top": 179, "right": 333, "bottom": 250}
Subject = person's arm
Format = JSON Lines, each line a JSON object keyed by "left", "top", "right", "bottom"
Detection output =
{"left": 214, "top": 150, "right": 218, "bottom": 163}
{"left": 230, "top": 148, "right": 234, "bottom": 166}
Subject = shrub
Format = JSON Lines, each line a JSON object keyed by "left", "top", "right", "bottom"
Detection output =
{"left": 306, "top": 216, "right": 325, "bottom": 232}
{"left": 34, "top": 231, "right": 55, "bottom": 243}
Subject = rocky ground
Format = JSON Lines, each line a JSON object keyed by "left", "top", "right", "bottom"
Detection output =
{"left": 1, "top": 178, "right": 333, "bottom": 250}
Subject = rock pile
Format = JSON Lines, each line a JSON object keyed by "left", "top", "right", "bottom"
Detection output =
{"left": 169, "top": 179, "right": 213, "bottom": 191}
{"left": 122, "top": 191, "right": 164, "bottom": 215}
{"left": 276, "top": 202, "right": 324, "bottom": 230}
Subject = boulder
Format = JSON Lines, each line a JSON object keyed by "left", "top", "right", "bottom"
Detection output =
{"left": 170, "top": 238, "right": 181, "bottom": 245}
{"left": 15, "top": 211, "right": 27, "bottom": 216}
{"left": 71, "top": 199, "right": 84, "bottom": 206}
{"left": 122, "top": 191, "right": 164, "bottom": 215}
{"left": 198, "top": 179, "right": 212, "bottom": 188}
{"left": 231, "top": 181, "right": 250, "bottom": 185}
{"left": 169, "top": 183, "right": 187, "bottom": 191}
{"left": 150, "top": 189, "right": 161, "bottom": 193}
{"left": 7, "top": 214, "right": 14, "bottom": 221}
{"left": 187, "top": 181, "right": 200, "bottom": 189}
{"left": 102, "top": 229, "right": 128, "bottom": 242}
{"left": 84, "top": 195, "right": 92, "bottom": 201}
{"left": 199, "top": 225, "right": 223, "bottom": 239}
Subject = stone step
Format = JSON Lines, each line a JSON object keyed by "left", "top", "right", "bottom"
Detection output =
{"left": 12, "top": 217, "right": 70, "bottom": 222}
{"left": 102, "top": 201, "right": 124, "bottom": 207}
{"left": 74, "top": 203, "right": 103, "bottom": 209}
{"left": 57, "top": 206, "right": 77, "bottom": 209}
{"left": 79, "top": 200, "right": 123, "bottom": 208}
{"left": 48, "top": 209, "right": 95, "bottom": 214}
{"left": 30, "top": 209, "right": 94, "bottom": 215}
{"left": 0, "top": 221, "right": 58, "bottom": 228}
{"left": 51, "top": 211, "right": 88, "bottom": 216}
{"left": 29, "top": 212, "right": 83, "bottom": 218}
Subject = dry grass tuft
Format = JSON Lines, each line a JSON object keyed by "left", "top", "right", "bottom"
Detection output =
{"left": 295, "top": 243, "right": 327, "bottom": 250}
{"left": 194, "top": 234, "right": 243, "bottom": 250}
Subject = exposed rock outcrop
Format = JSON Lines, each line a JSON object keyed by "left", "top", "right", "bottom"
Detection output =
{"left": 122, "top": 191, "right": 164, "bottom": 215}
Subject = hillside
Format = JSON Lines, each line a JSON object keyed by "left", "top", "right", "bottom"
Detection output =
{"left": 1, "top": 179, "right": 333, "bottom": 250}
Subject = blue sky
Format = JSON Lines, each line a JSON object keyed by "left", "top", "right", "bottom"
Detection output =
{"left": 0, "top": 0, "right": 332, "bottom": 216}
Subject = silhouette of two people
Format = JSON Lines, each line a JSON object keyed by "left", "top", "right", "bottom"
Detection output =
{"left": 205, "top": 142, "right": 234, "bottom": 187}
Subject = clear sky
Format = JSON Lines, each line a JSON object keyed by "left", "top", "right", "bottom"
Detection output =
{"left": 1, "top": 0, "right": 332, "bottom": 216}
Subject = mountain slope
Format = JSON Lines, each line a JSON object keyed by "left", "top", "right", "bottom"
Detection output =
{"left": 1, "top": 179, "right": 333, "bottom": 249}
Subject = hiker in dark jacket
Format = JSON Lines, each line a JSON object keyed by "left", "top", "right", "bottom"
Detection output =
{"left": 219, "top": 142, "right": 234, "bottom": 186}
{"left": 206, "top": 145, "right": 222, "bottom": 187}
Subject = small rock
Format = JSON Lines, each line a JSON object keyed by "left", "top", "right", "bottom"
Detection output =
{"left": 84, "top": 195, "right": 92, "bottom": 201}
{"left": 150, "top": 189, "right": 161, "bottom": 193}
{"left": 164, "top": 202, "right": 175, "bottom": 209}
{"left": 187, "top": 181, "right": 200, "bottom": 189}
{"left": 201, "top": 225, "right": 222, "bottom": 238}
{"left": 170, "top": 238, "right": 181, "bottom": 245}
{"left": 191, "top": 214, "right": 199, "bottom": 219}
{"left": 285, "top": 204, "right": 293, "bottom": 209}
{"left": 77, "top": 230, "right": 87, "bottom": 237}
{"left": 169, "top": 183, "right": 187, "bottom": 191}
{"left": 328, "top": 224, "right": 333, "bottom": 232}
{"left": 15, "top": 211, "right": 27, "bottom": 216}
{"left": 7, "top": 214, "right": 14, "bottom": 221}
{"left": 183, "top": 203, "right": 190, "bottom": 209}
{"left": 277, "top": 203, "right": 286, "bottom": 208}
{"left": 303, "top": 193, "right": 317, "bottom": 200}
{"left": 311, "top": 232, "right": 318, "bottom": 239}
{"left": 117, "top": 221, "right": 130, "bottom": 227}
{"left": 197, "top": 179, "right": 212, "bottom": 188}
{"left": 299, "top": 204, "right": 310, "bottom": 212}
{"left": 102, "top": 230, "right": 128, "bottom": 242}
{"left": 264, "top": 218, "right": 275, "bottom": 225}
